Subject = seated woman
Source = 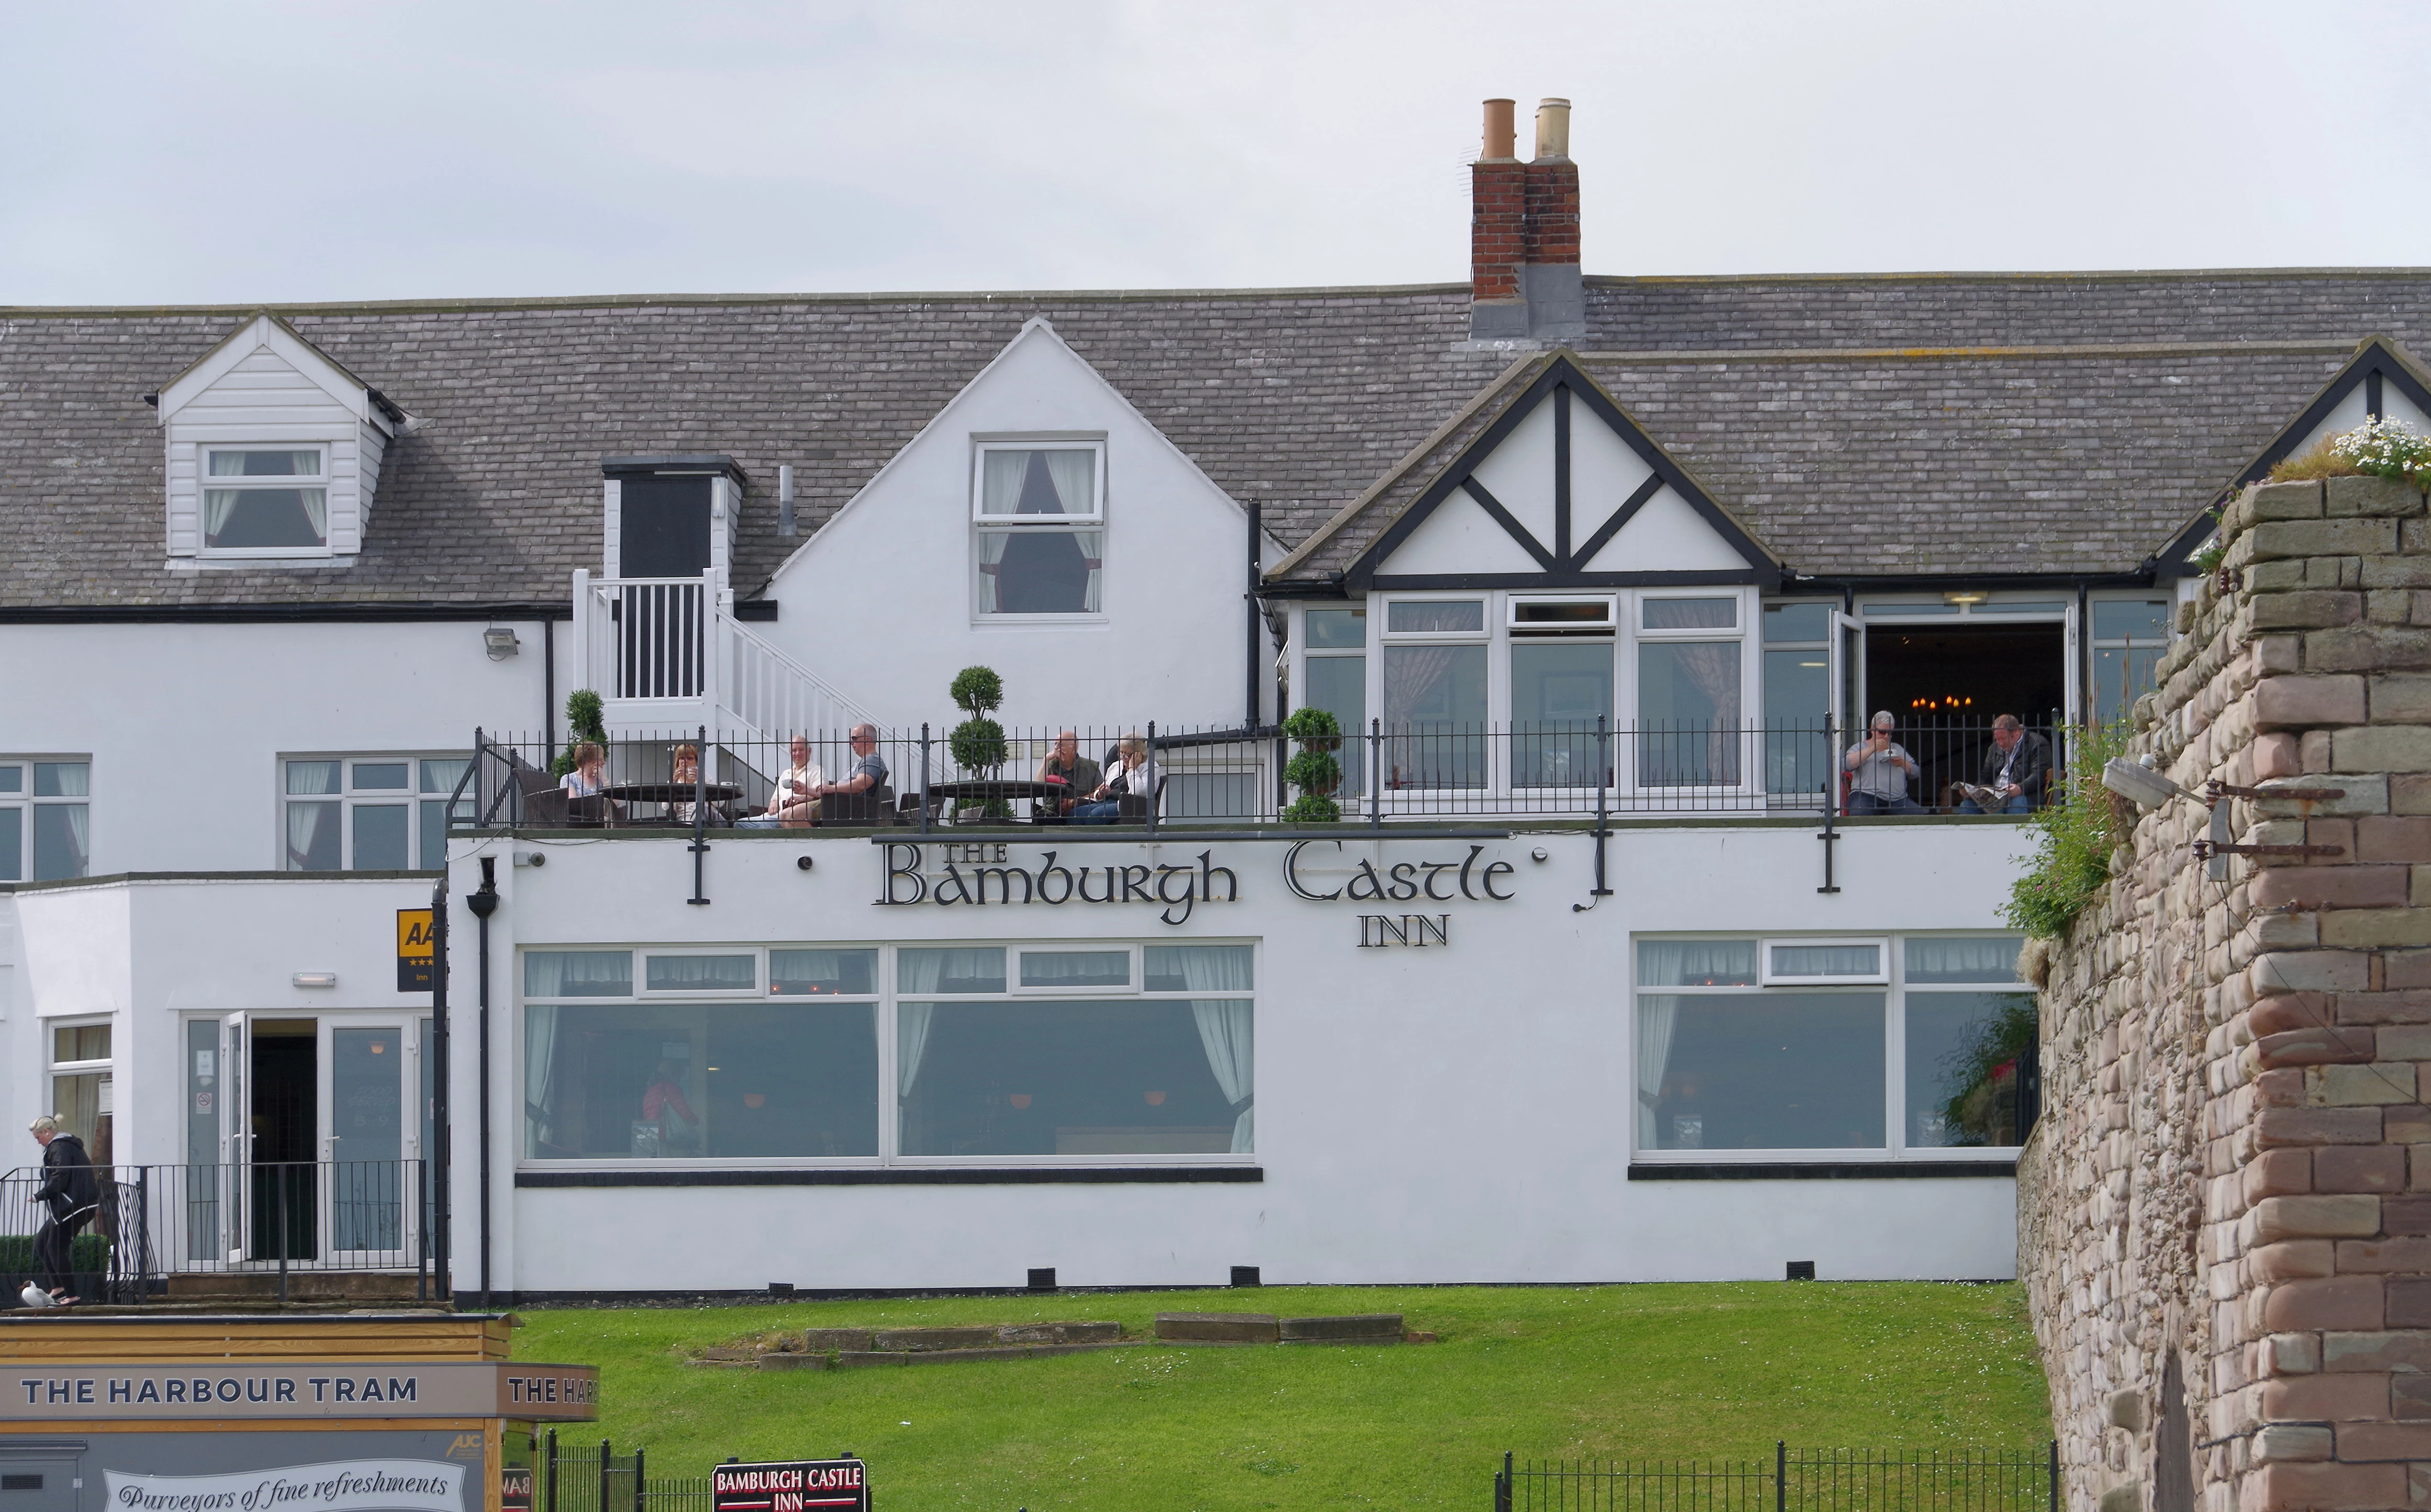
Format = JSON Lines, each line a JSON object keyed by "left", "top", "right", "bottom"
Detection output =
{"left": 766, "top": 735, "right": 824, "bottom": 827}
{"left": 558, "top": 742, "right": 622, "bottom": 824}
{"left": 1073, "top": 733, "right": 1151, "bottom": 824}
{"left": 666, "top": 744, "right": 731, "bottom": 827}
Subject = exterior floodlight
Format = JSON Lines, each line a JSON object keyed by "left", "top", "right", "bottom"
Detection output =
{"left": 2103, "top": 757, "right": 2188, "bottom": 811}
{"left": 483, "top": 626, "right": 521, "bottom": 659}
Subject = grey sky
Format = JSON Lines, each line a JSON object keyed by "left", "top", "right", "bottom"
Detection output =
{"left": 5, "top": 0, "right": 2427, "bottom": 306}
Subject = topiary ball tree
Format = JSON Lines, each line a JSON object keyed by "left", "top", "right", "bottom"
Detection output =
{"left": 1279, "top": 706, "right": 1343, "bottom": 824}
{"left": 946, "top": 665, "right": 1010, "bottom": 816}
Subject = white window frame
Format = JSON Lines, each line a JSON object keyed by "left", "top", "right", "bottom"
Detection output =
{"left": 972, "top": 439, "right": 1108, "bottom": 625}
{"left": 515, "top": 939, "right": 1259, "bottom": 1171}
{"left": 1624, "top": 588, "right": 1758, "bottom": 798}
{"left": 1011, "top": 944, "right": 1140, "bottom": 994}
{"left": 2088, "top": 593, "right": 2176, "bottom": 723}
{"left": 47, "top": 1016, "right": 114, "bottom": 1151}
{"left": 0, "top": 757, "right": 93, "bottom": 883}
{"left": 197, "top": 445, "right": 333, "bottom": 560}
{"left": 639, "top": 951, "right": 763, "bottom": 996}
{"left": 279, "top": 754, "right": 470, "bottom": 873}
{"left": 1759, "top": 936, "right": 1890, "bottom": 986}
{"left": 1509, "top": 595, "right": 1619, "bottom": 635}
{"left": 1633, "top": 932, "right": 2032, "bottom": 1164}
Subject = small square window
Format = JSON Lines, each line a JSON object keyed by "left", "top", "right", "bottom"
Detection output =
{"left": 53, "top": 1024, "right": 110, "bottom": 1063}
{"left": 33, "top": 763, "right": 88, "bottom": 798}
{"left": 203, "top": 447, "right": 328, "bottom": 552}
{"left": 524, "top": 950, "right": 633, "bottom": 998}
{"left": 1642, "top": 597, "right": 1737, "bottom": 631}
{"left": 1385, "top": 600, "right": 1485, "bottom": 634}
{"left": 353, "top": 762, "right": 411, "bottom": 790}
{"left": 0, "top": 766, "right": 21, "bottom": 794}
{"left": 644, "top": 954, "right": 758, "bottom": 993}
{"left": 1018, "top": 948, "right": 1134, "bottom": 991}
{"left": 1304, "top": 608, "right": 1366, "bottom": 649}
{"left": 770, "top": 949, "right": 878, "bottom": 996}
{"left": 899, "top": 947, "right": 1006, "bottom": 994}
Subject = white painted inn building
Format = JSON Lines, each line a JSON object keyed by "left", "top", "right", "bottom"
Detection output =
{"left": 7, "top": 99, "right": 2431, "bottom": 1300}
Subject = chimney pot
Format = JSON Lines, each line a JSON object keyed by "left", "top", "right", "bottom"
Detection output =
{"left": 1533, "top": 97, "right": 1571, "bottom": 161}
{"left": 1479, "top": 98, "right": 1516, "bottom": 161}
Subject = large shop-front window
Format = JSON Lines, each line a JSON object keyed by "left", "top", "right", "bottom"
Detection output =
{"left": 1634, "top": 935, "right": 2031, "bottom": 1158}
{"left": 521, "top": 942, "right": 1255, "bottom": 1163}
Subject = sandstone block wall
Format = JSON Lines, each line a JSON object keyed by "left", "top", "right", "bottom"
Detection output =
{"left": 2022, "top": 476, "right": 2431, "bottom": 1512}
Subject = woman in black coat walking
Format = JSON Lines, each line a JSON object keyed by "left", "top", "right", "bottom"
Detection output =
{"left": 27, "top": 1115, "right": 99, "bottom": 1304}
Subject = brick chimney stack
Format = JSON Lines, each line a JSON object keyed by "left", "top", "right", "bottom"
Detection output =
{"left": 1468, "top": 96, "right": 1585, "bottom": 344}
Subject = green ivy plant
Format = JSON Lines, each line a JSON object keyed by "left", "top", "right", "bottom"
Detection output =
{"left": 1279, "top": 706, "right": 1343, "bottom": 824}
{"left": 550, "top": 688, "right": 608, "bottom": 778}
{"left": 2002, "top": 721, "right": 2129, "bottom": 939}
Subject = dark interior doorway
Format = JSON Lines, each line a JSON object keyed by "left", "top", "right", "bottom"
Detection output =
{"left": 1865, "top": 623, "right": 2066, "bottom": 810}
{"left": 617, "top": 475, "right": 713, "bottom": 578}
{"left": 249, "top": 1020, "right": 316, "bottom": 1260}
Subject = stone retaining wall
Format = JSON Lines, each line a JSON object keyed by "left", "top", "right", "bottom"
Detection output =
{"left": 2022, "top": 475, "right": 2431, "bottom": 1512}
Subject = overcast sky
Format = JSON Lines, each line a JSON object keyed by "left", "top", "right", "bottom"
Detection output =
{"left": 5, "top": 0, "right": 2428, "bottom": 306}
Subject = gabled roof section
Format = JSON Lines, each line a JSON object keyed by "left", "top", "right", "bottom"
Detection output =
{"left": 2156, "top": 336, "right": 2431, "bottom": 574}
{"left": 1287, "top": 353, "right": 1781, "bottom": 589}
{"left": 157, "top": 312, "right": 407, "bottom": 432}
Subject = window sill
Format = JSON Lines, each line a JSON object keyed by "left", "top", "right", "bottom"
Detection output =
{"left": 1628, "top": 1160, "right": 2017, "bottom": 1181}
{"left": 517, "top": 1166, "right": 1262, "bottom": 1188}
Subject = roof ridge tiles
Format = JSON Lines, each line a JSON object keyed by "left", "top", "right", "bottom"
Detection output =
{"left": 1575, "top": 339, "right": 2363, "bottom": 364}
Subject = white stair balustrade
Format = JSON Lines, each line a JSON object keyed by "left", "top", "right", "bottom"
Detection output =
{"left": 571, "top": 568, "right": 874, "bottom": 742}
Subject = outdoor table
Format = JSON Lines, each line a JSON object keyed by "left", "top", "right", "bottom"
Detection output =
{"left": 599, "top": 782, "right": 743, "bottom": 804}
{"left": 929, "top": 778, "right": 1070, "bottom": 821}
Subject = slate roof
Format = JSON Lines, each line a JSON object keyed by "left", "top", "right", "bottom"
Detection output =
{"left": 3, "top": 267, "right": 2429, "bottom": 611}
{"left": 1278, "top": 340, "right": 2368, "bottom": 581}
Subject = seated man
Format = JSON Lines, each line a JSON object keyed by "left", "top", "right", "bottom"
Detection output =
{"left": 1035, "top": 730, "right": 1101, "bottom": 820}
{"left": 812, "top": 724, "right": 890, "bottom": 822}
{"left": 1842, "top": 713, "right": 1924, "bottom": 815}
{"left": 1959, "top": 715, "right": 2050, "bottom": 814}
{"left": 1074, "top": 733, "right": 1153, "bottom": 824}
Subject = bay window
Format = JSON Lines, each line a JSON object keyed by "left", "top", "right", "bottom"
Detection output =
{"left": 974, "top": 442, "right": 1105, "bottom": 617}
{"left": 1634, "top": 934, "right": 2032, "bottom": 1160}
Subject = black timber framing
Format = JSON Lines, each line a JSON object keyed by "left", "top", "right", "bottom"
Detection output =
{"left": 1343, "top": 354, "right": 1782, "bottom": 592}
{"left": 2155, "top": 336, "right": 2431, "bottom": 578}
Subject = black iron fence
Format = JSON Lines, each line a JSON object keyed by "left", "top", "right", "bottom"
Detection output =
{"left": 464, "top": 716, "right": 2064, "bottom": 830}
{"left": 534, "top": 1434, "right": 754, "bottom": 1512}
{"left": 0, "top": 1160, "right": 432, "bottom": 1303}
{"left": 1493, "top": 1444, "right": 2058, "bottom": 1512}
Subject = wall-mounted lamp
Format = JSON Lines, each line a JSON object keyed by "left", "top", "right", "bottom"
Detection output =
{"left": 483, "top": 626, "right": 521, "bottom": 659}
{"left": 1942, "top": 590, "right": 1990, "bottom": 607}
{"left": 2103, "top": 756, "right": 2347, "bottom": 879}
{"left": 292, "top": 971, "right": 338, "bottom": 989}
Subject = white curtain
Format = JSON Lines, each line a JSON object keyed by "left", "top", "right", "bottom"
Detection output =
{"left": 898, "top": 948, "right": 1002, "bottom": 993}
{"left": 300, "top": 487, "right": 328, "bottom": 542}
{"left": 202, "top": 490, "right": 240, "bottom": 544}
{"left": 1146, "top": 945, "right": 1253, "bottom": 992}
{"left": 1018, "top": 950, "right": 1130, "bottom": 988}
{"left": 979, "top": 451, "right": 1030, "bottom": 516}
{"left": 645, "top": 954, "right": 755, "bottom": 990}
{"left": 62, "top": 807, "right": 89, "bottom": 877}
{"left": 1076, "top": 530, "right": 1103, "bottom": 613}
{"left": 976, "top": 530, "right": 1010, "bottom": 613}
{"left": 283, "top": 760, "right": 336, "bottom": 871}
{"left": 1635, "top": 995, "right": 1680, "bottom": 1148}
{"left": 1044, "top": 449, "right": 1095, "bottom": 515}
{"left": 1906, "top": 936, "right": 2024, "bottom": 984}
{"left": 897, "top": 1003, "right": 933, "bottom": 1098}
{"left": 523, "top": 1005, "right": 557, "bottom": 1153}
{"left": 522, "top": 950, "right": 633, "bottom": 996}
{"left": 1190, "top": 1001, "right": 1255, "bottom": 1153}
{"left": 1635, "top": 938, "right": 1757, "bottom": 987}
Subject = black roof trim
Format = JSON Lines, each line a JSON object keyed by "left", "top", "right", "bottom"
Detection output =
{"left": 602, "top": 453, "right": 748, "bottom": 484}
{"left": 1370, "top": 570, "right": 1760, "bottom": 590}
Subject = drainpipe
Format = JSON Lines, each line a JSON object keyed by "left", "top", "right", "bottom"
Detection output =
{"left": 466, "top": 857, "right": 501, "bottom": 1308}
{"left": 429, "top": 878, "right": 451, "bottom": 1300}
{"left": 543, "top": 620, "right": 556, "bottom": 754}
{"left": 1246, "top": 501, "right": 1263, "bottom": 728}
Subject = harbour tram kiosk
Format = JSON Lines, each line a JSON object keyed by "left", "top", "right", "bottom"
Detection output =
{"left": 0, "top": 1312, "right": 597, "bottom": 1512}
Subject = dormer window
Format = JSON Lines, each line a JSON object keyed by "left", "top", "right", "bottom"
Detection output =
{"left": 204, "top": 448, "right": 328, "bottom": 553}
{"left": 974, "top": 441, "right": 1105, "bottom": 617}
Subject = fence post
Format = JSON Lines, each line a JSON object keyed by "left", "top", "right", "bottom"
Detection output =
{"left": 275, "top": 1165, "right": 288, "bottom": 1306}
{"left": 2048, "top": 1439, "right": 2059, "bottom": 1512}
{"left": 544, "top": 1430, "right": 558, "bottom": 1512}
{"left": 1145, "top": 722, "right": 1158, "bottom": 836}
{"left": 598, "top": 1440, "right": 610, "bottom": 1512}
{"left": 1370, "top": 718, "right": 1383, "bottom": 832}
{"left": 1495, "top": 1451, "right": 1511, "bottom": 1512}
{"left": 1776, "top": 1441, "right": 1787, "bottom": 1512}
{"left": 919, "top": 724, "right": 931, "bottom": 836}
{"left": 632, "top": 1448, "right": 643, "bottom": 1512}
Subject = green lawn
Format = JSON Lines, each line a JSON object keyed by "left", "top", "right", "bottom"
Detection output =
{"left": 515, "top": 1283, "right": 2051, "bottom": 1511}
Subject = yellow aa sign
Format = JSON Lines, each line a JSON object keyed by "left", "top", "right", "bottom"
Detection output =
{"left": 397, "top": 908, "right": 435, "bottom": 992}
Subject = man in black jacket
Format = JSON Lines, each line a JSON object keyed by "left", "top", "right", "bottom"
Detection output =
{"left": 1960, "top": 715, "right": 2052, "bottom": 814}
{"left": 28, "top": 1116, "right": 99, "bottom": 1304}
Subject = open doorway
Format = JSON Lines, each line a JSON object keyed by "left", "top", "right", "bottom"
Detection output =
{"left": 1864, "top": 623, "right": 2066, "bottom": 809}
{"left": 249, "top": 1020, "right": 317, "bottom": 1260}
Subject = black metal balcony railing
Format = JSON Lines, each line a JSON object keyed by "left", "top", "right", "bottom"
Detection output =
{"left": 462, "top": 717, "right": 2061, "bottom": 831}
{"left": 0, "top": 1161, "right": 432, "bottom": 1303}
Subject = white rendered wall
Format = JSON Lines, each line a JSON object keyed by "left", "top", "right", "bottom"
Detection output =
{"left": 451, "top": 818, "right": 2034, "bottom": 1293}
{"left": 0, "top": 618, "right": 565, "bottom": 874}
{"left": 759, "top": 321, "right": 1273, "bottom": 731}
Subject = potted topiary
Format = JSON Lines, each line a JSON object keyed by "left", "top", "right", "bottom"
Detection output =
{"left": 550, "top": 689, "right": 608, "bottom": 778}
{"left": 946, "top": 666, "right": 1010, "bottom": 821}
{"left": 1279, "top": 706, "right": 1343, "bottom": 824}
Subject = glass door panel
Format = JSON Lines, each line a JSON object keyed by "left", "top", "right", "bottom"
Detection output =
{"left": 322, "top": 1021, "right": 411, "bottom": 1261}
{"left": 218, "top": 1013, "right": 249, "bottom": 1262}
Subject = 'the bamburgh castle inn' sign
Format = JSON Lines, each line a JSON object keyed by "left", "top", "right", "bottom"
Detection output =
{"left": 875, "top": 839, "right": 1516, "bottom": 940}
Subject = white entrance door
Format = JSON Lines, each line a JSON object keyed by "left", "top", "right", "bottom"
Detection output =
{"left": 217, "top": 1012, "right": 250, "bottom": 1262}
{"left": 318, "top": 1018, "right": 422, "bottom": 1267}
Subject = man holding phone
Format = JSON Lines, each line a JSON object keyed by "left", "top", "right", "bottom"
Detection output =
{"left": 1844, "top": 711, "right": 1924, "bottom": 815}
